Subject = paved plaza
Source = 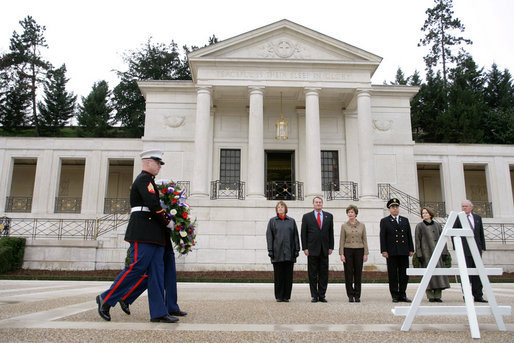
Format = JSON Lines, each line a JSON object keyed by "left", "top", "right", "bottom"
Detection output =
{"left": 0, "top": 280, "right": 513, "bottom": 342}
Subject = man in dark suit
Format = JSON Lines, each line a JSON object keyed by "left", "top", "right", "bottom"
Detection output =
{"left": 380, "top": 198, "right": 414, "bottom": 303}
{"left": 301, "top": 196, "right": 334, "bottom": 302}
{"left": 96, "top": 150, "right": 179, "bottom": 323}
{"left": 455, "top": 200, "right": 487, "bottom": 303}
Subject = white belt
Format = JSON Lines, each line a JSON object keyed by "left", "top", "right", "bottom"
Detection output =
{"left": 131, "top": 206, "right": 150, "bottom": 213}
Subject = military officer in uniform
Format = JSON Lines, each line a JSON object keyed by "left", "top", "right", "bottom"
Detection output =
{"left": 96, "top": 149, "right": 179, "bottom": 323}
{"left": 380, "top": 198, "right": 414, "bottom": 303}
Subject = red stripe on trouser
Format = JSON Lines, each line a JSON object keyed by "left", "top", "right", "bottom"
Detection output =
{"left": 122, "top": 274, "right": 148, "bottom": 301}
{"left": 104, "top": 242, "right": 138, "bottom": 302}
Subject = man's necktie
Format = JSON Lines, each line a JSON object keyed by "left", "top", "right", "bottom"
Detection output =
{"left": 317, "top": 212, "right": 321, "bottom": 229}
{"left": 467, "top": 215, "right": 474, "bottom": 231}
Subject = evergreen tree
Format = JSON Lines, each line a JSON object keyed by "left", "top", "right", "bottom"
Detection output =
{"left": 409, "top": 70, "right": 422, "bottom": 86}
{"left": 0, "top": 70, "right": 31, "bottom": 132}
{"left": 390, "top": 67, "right": 410, "bottom": 85}
{"left": 410, "top": 68, "right": 447, "bottom": 142}
{"left": 446, "top": 54, "right": 486, "bottom": 143}
{"left": 38, "top": 64, "right": 76, "bottom": 136}
{"left": 77, "top": 81, "right": 113, "bottom": 137}
{"left": 418, "top": 0, "right": 472, "bottom": 88}
{"left": 482, "top": 64, "right": 514, "bottom": 143}
{"left": 0, "top": 16, "right": 51, "bottom": 136}
{"left": 113, "top": 38, "right": 186, "bottom": 137}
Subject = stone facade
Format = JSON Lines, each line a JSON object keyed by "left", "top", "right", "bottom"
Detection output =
{"left": 1, "top": 20, "right": 512, "bottom": 272}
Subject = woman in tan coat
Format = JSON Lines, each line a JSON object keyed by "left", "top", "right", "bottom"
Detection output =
{"left": 339, "top": 205, "right": 368, "bottom": 302}
{"left": 414, "top": 207, "right": 450, "bottom": 302}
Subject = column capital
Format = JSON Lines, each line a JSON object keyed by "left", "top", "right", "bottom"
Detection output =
{"left": 196, "top": 85, "right": 212, "bottom": 94}
{"left": 248, "top": 86, "right": 265, "bottom": 95}
{"left": 304, "top": 87, "right": 321, "bottom": 95}
{"left": 356, "top": 88, "right": 372, "bottom": 96}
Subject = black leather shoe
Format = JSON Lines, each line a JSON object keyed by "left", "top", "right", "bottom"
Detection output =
{"left": 311, "top": 297, "right": 318, "bottom": 303}
{"left": 429, "top": 298, "right": 436, "bottom": 303}
{"left": 392, "top": 298, "right": 399, "bottom": 303}
{"left": 401, "top": 297, "right": 412, "bottom": 303}
{"left": 349, "top": 297, "right": 354, "bottom": 303}
{"left": 150, "top": 314, "right": 179, "bottom": 323}
{"left": 283, "top": 299, "right": 289, "bottom": 302}
{"left": 355, "top": 298, "right": 361, "bottom": 303}
{"left": 118, "top": 299, "right": 130, "bottom": 315}
{"left": 169, "top": 310, "right": 187, "bottom": 316}
{"left": 96, "top": 295, "right": 111, "bottom": 321}
{"left": 319, "top": 297, "right": 327, "bottom": 303}
{"left": 434, "top": 298, "right": 443, "bottom": 303}
{"left": 475, "top": 298, "right": 488, "bottom": 303}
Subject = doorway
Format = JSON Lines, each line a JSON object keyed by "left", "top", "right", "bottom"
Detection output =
{"left": 265, "top": 150, "right": 297, "bottom": 200}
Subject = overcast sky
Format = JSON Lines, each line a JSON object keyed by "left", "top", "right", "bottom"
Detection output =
{"left": 2, "top": 0, "right": 513, "bottom": 99}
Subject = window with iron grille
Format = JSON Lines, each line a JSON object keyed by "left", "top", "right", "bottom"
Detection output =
{"left": 321, "top": 151, "right": 339, "bottom": 191}
{"left": 220, "top": 149, "right": 241, "bottom": 189}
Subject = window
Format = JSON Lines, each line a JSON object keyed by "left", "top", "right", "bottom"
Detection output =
{"left": 321, "top": 151, "right": 339, "bottom": 191}
{"left": 220, "top": 149, "right": 241, "bottom": 189}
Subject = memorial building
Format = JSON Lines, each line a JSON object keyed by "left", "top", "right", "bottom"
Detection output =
{"left": 1, "top": 20, "right": 513, "bottom": 271}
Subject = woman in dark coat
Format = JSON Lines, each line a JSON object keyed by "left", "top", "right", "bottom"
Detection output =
{"left": 266, "top": 201, "right": 300, "bottom": 302}
{"left": 414, "top": 207, "right": 450, "bottom": 302}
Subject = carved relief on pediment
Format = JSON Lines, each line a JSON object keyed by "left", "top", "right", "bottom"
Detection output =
{"left": 260, "top": 40, "right": 307, "bottom": 59}
{"left": 164, "top": 114, "right": 186, "bottom": 128}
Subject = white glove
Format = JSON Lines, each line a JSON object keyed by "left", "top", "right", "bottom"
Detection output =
{"left": 167, "top": 219, "right": 175, "bottom": 229}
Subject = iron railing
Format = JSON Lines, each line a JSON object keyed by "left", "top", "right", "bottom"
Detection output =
{"left": 377, "top": 183, "right": 447, "bottom": 217}
{"left": 266, "top": 181, "right": 304, "bottom": 201}
{"left": 471, "top": 201, "right": 493, "bottom": 218}
{"left": 435, "top": 218, "right": 513, "bottom": 244}
{"left": 104, "top": 198, "right": 130, "bottom": 214}
{"left": 5, "top": 196, "right": 32, "bottom": 213}
{"left": 54, "top": 197, "right": 81, "bottom": 213}
{"left": 324, "top": 182, "right": 359, "bottom": 201}
{"left": 210, "top": 180, "right": 245, "bottom": 200}
{"left": 6, "top": 213, "right": 129, "bottom": 240}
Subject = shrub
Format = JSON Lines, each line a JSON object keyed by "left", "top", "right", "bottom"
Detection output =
{"left": 0, "top": 237, "right": 26, "bottom": 273}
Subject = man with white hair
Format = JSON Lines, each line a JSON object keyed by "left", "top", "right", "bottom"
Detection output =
{"left": 96, "top": 150, "right": 180, "bottom": 323}
{"left": 455, "top": 199, "right": 487, "bottom": 302}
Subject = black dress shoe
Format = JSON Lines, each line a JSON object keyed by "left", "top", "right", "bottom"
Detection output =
{"left": 283, "top": 299, "right": 289, "bottom": 302}
{"left": 118, "top": 299, "right": 130, "bottom": 315}
{"left": 311, "top": 297, "right": 318, "bottom": 303}
{"left": 401, "top": 297, "right": 412, "bottom": 303}
{"left": 355, "top": 298, "right": 361, "bottom": 303}
{"left": 392, "top": 298, "right": 399, "bottom": 303}
{"left": 96, "top": 295, "right": 111, "bottom": 321}
{"left": 349, "top": 297, "right": 354, "bottom": 303}
{"left": 150, "top": 314, "right": 179, "bottom": 323}
{"left": 434, "top": 298, "right": 443, "bottom": 303}
{"left": 276, "top": 299, "right": 283, "bottom": 302}
{"left": 429, "top": 298, "right": 436, "bottom": 303}
{"left": 319, "top": 297, "right": 327, "bottom": 303}
{"left": 475, "top": 298, "right": 488, "bottom": 303}
{"left": 170, "top": 310, "right": 187, "bottom": 316}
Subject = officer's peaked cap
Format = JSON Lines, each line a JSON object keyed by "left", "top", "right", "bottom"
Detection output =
{"left": 387, "top": 198, "right": 400, "bottom": 208}
{"left": 140, "top": 149, "right": 165, "bottom": 165}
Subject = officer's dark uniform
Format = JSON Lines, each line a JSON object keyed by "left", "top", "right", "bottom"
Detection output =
{"left": 379, "top": 198, "right": 414, "bottom": 302}
{"left": 99, "top": 167, "right": 171, "bottom": 320}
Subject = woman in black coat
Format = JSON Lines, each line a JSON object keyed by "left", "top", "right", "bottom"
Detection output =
{"left": 266, "top": 201, "right": 300, "bottom": 302}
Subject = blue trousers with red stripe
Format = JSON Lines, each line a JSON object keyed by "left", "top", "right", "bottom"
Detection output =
{"left": 100, "top": 241, "right": 167, "bottom": 319}
{"left": 121, "top": 249, "right": 180, "bottom": 313}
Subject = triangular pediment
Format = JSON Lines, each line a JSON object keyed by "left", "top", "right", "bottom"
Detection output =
{"left": 189, "top": 19, "right": 382, "bottom": 64}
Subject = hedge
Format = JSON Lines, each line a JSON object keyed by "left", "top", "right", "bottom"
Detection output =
{"left": 0, "top": 237, "right": 26, "bottom": 273}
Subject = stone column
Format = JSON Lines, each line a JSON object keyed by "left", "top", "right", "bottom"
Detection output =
{"left": 191, "top": 86, "right": 212, "bottom": 198}
{"left": 304, "top": 88, "right": 322, "bottom": 197}
{"left": 247, "top": 86, "right": 265, "bottom": 198}
{"left": 356, "top": 89, "right": 377, "bottom": 199}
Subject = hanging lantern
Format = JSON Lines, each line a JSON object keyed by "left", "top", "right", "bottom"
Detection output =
{"left": 275, "top": 92, "right": 288, "bottom": 140}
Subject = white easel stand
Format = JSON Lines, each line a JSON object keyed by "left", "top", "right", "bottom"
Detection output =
{"left": 392, "top": 211, "right": 511, "bottom": 339}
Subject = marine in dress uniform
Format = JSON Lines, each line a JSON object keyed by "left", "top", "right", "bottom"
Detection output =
{"left": 379, "top": 198, "right": 414, "bottom": 302}
{"left": 96, "top": 150, "right": 179, "bottom": 323}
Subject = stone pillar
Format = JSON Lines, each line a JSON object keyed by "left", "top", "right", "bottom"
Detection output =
{"left": 304, "top": 88, "right": 322, "bottom": 197}
{"left": 247, "top": 86, "right": 265, "bottom": 198}
{"left": 191, "top": 86, "right": 212, "bottom": 198}
{"left": 356, "top": 89, "right": 377, "bottom": 199}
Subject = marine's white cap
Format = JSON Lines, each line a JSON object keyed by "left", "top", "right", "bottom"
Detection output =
{"left": 140, "top": 149, "right": 165, "bottom": 165}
